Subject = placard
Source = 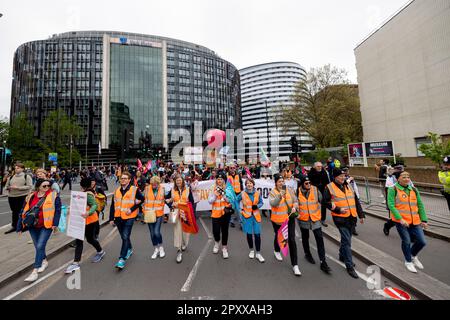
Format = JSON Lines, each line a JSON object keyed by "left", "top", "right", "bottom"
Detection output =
{"left": 66, "top": 191, "right": 87, "bottom": 240}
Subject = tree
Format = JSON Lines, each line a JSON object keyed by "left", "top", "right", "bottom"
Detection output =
{"left": 418, "top": 132, "right": 450, "bottom": 166}
{"left": 279, "top": 64, "right": 363, "bottom": 148}
{"left": 0, "top": 117, "right": 9, "bottom": 144}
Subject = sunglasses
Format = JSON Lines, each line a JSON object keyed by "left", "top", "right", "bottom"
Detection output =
{"left": 304, "top": 182, "right": 311, "bottom": 185}
{"left": 41, "top": 185, "right": 50, "bottom": 188}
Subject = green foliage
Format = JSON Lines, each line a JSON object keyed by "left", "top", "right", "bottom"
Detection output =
{"left": 314, "top": 148, "right": 331, "bottom": 163}
{"left": 279, "top": 64, "right": 363, "bottom": 149}
{"left": 0, "top": 117, "right": 9, "bottom": 143}
{"left": 42, "top": 110, "right": 83, "bottom": 151}
{"left": 418, "top": 133, "right": 450, "bottom": 165}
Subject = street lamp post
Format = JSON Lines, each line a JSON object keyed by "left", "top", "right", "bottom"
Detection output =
{"left": 264, "top": 100, "right": 270, "bottom": 157}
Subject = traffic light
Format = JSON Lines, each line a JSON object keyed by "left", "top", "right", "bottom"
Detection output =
{"left": 290, "top": 136, "right": 298, "bottom": 154}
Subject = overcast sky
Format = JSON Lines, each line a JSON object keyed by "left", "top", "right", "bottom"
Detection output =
{"left": 0, "top": 0, "right": 410, "bottom": 118}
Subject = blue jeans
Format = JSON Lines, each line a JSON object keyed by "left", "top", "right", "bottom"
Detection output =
{"left": 29, "top": 227, "right": 53, "bottom": 269}
{"left": 148, "top": 216, "right": 163, "bottom": 246}
{"left": 115, "top": 218, "right": 135, "bottom": 259}
{"left": 395, "top": 223, "right": 427, "bottom": 262}
{"left": 337, "top": 226, "right": 354, "bottom": 269}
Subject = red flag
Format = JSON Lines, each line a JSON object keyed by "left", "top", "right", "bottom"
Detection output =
{"left": 137, "top": 159, "right": 143, "bottom": 169}
{"left": 146, "top": 160, "right": 152, "bottom": 171}
{"left": 178, "top": 202, "right": 198, "bottom": 234}
{"left": 245, "top": 167, "right": 252, "bottom": 179}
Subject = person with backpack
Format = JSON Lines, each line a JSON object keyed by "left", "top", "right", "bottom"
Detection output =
{"left": 90, "top": 178, "right": 107, "bottom": 239}
{"left": 388, "top": 171, "right": 428, "bottom": 273}
{"left": 4, "top": 162, "right": 33, "bottom": 234}
{"left": 17, "top": 179, "right": 61, "bottom": 282}
{"left": 65, "top": 178, "right": 106, "bottom": 273}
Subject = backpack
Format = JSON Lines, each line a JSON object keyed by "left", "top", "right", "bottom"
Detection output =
{"left": 95, "top": 193, "right": 107, "bottom": 213}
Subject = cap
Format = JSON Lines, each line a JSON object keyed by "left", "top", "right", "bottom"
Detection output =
{"left": 216, "top": 171, "right": 227, "bottom": 181}
{"left": 300, "top": 176, "right": 310, "bottom": 186}
{"left": 333, "top": 168, "right": 344, "bottom": 178}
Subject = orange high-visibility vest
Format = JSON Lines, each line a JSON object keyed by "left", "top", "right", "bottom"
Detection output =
{"left": 391, "top": 187, "right": 421, "bottom": 225}
{"left": 327, "top": 182, "right": 357, "bottom": 218}
{"left": 144, "top": 186, "right": 165, "bottom": 217}
{"left": 211, "top": 184, "right": 231, "bottom": 218}
{"left": 270, "top": 189, "right": 293, "bottom": 224}
{"left": 298, "top": 186, "right": 321, "bottom": 222}
{"left": 114, "top": 185, "right": 139, "bottom": 219}
{"left": 173, "top": 187, "right": 189, "bottom": 205}
{"left": 86, "top": 191, "right": 99, "bottom": 225}
{"left": 22, "top": 191, "right": 58, "bottom": 229}
{"left": 228, "top": 174, "right": 241, "bottom": 194}
{"left": 241, "top": 191, "right": 261, "bottom": 223}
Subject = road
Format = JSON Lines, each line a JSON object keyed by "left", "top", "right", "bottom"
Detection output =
{"left": 0, "top": 211, "right": 417, "bottom": 300}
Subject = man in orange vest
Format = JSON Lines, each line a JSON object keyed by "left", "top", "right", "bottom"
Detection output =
{"left": 109, "top": 171, "right": 145, "bottom": 270}
{"left": 387, "top": 171, "right": 428, "bottom": 273}
{"left": 227, "top": 165, "right": 243, "bottom": 228}
{"left": 323, "top": 168, "right": 365, "bottom": 279}
{"left": 296, "top": 176, "right": 331, "bottom": 274}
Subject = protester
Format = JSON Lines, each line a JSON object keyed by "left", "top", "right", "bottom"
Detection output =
{"left": 323, "top": 168, "right": 365, "bottom": 279}
{"left": 387, "top": 171, "right": 428, "bottom": 273}
{"left": 269, "top": 174, "right": 300, "bottom": 276}
{"left": 208, "top": 171, "right": 232, "bottom": 259}
{"left": 237, "top": 178, "right": 265, "bottom": 263}
{"left": 438, "top": 156, "right": 450, "bottom": 212}
{"left": 65, "top": 178, "right": 105, "bottom": 274}
{"left": 296, "top": 176, "right": 331, "bottom": 274}
{"left": 35, "top": 168, "right": 60, "bottom": 194}
{"left": 109, "top": 171, "right": 144, "bottom": 270}
{"left": 61, "top": 169, "right": 72, "bottom": 191}
{"left": 5, "top": 162, "right": 33, "bottom": 234}
{"left": 341, "top": 167, "right": 361, "bottom": 236}
{"left": 308, "top": 161, "right": 331, "bottom": 227}
{"left": 143, "top": 176, "right": 167, "bottom": 260}
{"left": 17, "top": 179, "right": 61, "bottom": 282}
{"left": 228, "top": 165, "right": 243, "bottom": 228}
{"left": 383, "top": 166, "right": 398, "bottom": 236}
{"left": 169, "top": 174, "right": 195, "bottom": 263}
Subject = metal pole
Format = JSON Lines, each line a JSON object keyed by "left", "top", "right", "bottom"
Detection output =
{"left": 69, "top": 134, "right": 73, "bottom": 170}
{"left": 265, "top": 100, "right": 270, "bottom": 158}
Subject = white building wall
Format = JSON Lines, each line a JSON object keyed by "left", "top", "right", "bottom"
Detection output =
{"left": 355, "top": 0, "right": 450, "bottom": 157}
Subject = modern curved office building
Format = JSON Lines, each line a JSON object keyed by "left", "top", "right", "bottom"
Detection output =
{"left": 240, "top": 62, "right": 313, "bottom": 160}
{"left": 10, "top": 31, "right": 241, "bottom": 161}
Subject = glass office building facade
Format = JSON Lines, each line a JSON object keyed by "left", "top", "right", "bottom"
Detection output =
{"left": 10, "top": 31, "right": 241, "bottom": 160}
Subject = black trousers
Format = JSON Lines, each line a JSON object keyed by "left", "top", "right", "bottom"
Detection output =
{"left": 272, "top": 219, "right": 298, "bottom": 266}
{"left": 298, "top": 223, "right": 326, "bottom": 262}
{"left": 212, "top": 213, "right": 231, "bottom": 246}
{"left": 74, "top": 222, "right": 102, "bottom": 262}
{"left": 8, "top": 195, "right": 27, "bottom": 230}
{"left": 62, "top": 180, "right": 72, "bottom": 190}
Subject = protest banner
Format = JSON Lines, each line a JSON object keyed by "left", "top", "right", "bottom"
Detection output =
{"left": 66, "top": 191, "right": 87, "bottom": 241}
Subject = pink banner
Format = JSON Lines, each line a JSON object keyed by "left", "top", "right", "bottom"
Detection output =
{"left": 277, "top": 219, "right": 289, "bottom": 257}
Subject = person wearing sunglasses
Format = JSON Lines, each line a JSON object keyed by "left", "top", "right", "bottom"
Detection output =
{"left": 296, "top": 176, "right": 331, "bottom": 274}
{"left": 17, "top": 179, "right": 61, "bottom": 282}
{"left": 109, "top": 172, "right": 144, "bottom": 270}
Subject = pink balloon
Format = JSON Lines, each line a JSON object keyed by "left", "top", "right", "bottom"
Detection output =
{"left": 207, "top": 129, "right": 226, "bottom": 148}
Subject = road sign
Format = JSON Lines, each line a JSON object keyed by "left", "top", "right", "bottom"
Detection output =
{"left": 365, "top": 141, "right": 395, "bottom": 157}
{"left": 48, "top": 153, "right": 58, "bottom": 162}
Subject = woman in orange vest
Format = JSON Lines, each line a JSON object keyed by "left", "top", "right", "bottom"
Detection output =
{"left": 208, "top": 171, "right": 232, "bottom": 259}
{"left": 237, "top": 178, "right": 265, "bottom": 263}
{"left": 17, "top": 179, "right": 61, "bottom": 282}
{"left": 227, "top": 165, "right": 243, "bottom": 228}
{"left": 269, "top": 174, "right": 301, "bottom": 276}
{"left": 65, "top": 177, "right": 106, "bottom": 274}
{"left": 297, "top": 176, "right": 331, "bottom": 274}
{"left": 109, "top": 171, "right": 145, "bottom": 270}
{"left": 169, "top": 174, "right": 195, "bottom": 263}
{"left": 144, "top": 175, "right": 168, "bottom": 260}
{"left": 323, "top": 168, "right": 365, "bottom": 279}
{"left": 387, "top": 171, "right": 428, "bottom": 273}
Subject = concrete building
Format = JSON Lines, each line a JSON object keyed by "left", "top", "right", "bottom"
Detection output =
{"left": 355, "top": 0, "right": 450, "bottom": 157}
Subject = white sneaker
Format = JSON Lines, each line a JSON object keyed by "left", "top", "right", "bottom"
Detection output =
{"left": 249, "top": 250, "right": 255, "bottom": 259}
{"left": 151, "top": 247, "right": 160, "bottom": 259}
{"left": 65, "top": 262, "right": 80, "bottom": 274}
{"left": 37, "top": 259, "right": 48, "bottom": 273}
{"left": 222, "top": 247, "right": 229, "bottom": 259}
{"left": 412, "top": 256, "right": 424, "bottom": 270}
{"left": 24, "top": 270, "right": 38, "bottom": 282}
{"left": 274, "top": 251, "right": 283, "bottom": 261}
{"left": 181, "top": 245, "right": 187, "bottom": 251}
{"left": 159, "top": 246, "right": 165, "bottom": 258}
{"left": 213, "top": 242, "right": 220, "bottom": 254}
{"left": 405, "top": 262, "right": 418, "bottom": 273}
{"left": 293, "top": 265, "right": 302, "bottom": 276}
{"left": 176, "top": 251, "right": 183, "bottom": 263}
{"left": 256, "top": 253, "right": 265, "bottom": 263}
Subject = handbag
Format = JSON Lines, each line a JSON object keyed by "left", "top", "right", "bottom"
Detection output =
{"left": 58, "top": 205, "right": 68, "bottom": 233}
{"left": 144, "top": 209, "right": 157, "bottom": 224}
{"left": 23, "top": 196, "right": 47, "bottom": 228}
{"left": 169, "top": 209, "right": 179, "bottom": 224}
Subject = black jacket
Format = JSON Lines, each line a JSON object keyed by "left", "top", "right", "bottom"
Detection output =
{"left": 308, "top": 168, "right": 330, "bottom": 192}
{"left": 323, "top": 181, "right": 365, "bottom": 228}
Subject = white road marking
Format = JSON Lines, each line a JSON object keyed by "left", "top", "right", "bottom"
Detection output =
{"left": 180, "top": 217, "right": 213, "bottom": 293}
{"left": 2, "top": 225, "right": 118, "bottom": 300}
{"left": 0, "top": 224, "right": 11, "bottom": 230}
{"left": 0, "top": 211, "right": 10, "bottom": 215}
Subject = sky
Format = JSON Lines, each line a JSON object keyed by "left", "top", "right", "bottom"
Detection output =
{"left": 0, "top": 0, "right": 410, "bottom": 118}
